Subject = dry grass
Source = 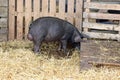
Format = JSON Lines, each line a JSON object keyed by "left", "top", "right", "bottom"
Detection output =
{"left": 0, "top": 40, "right": 120, "bottom": 80}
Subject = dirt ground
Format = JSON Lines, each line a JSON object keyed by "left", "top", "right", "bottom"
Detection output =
{"left": 80, "top": 40, "right": 120, "bottom": 70}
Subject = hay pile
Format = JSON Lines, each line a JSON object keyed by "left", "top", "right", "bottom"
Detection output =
{"left": 0, "top": 41, "right": 120, "bottom": 80}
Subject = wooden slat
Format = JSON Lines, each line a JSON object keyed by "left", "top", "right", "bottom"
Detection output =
{"left": 0, "top": 18, "right": 7, "bottom": 28}
{"left": 75, "top": 0, "right": 83, "bottom": 32}
{"left": 83, "top": 22, "right": 120, "bottom": 31}
{"left": 58, "top": 0, "right": 65, "bottom": 19}
{"left": 83, "top": 32, "right": 119, "bottom": 40}
{"left": 42, "top": 0, "right": 49, "bottom": 17}
{"left": 25, "top": 0, "right": 32, "bottom": 39}
{"left": 49, "top": 0, "right": 56, "bottom": 17}
{"left": 67, "top": 0, "right": 74, "bottom": 24}
{"left": 84, "top": 0, "right": 91, "bottom": 35}
{"left": 17, "top": 0, "right": 23, "bottom": 40}
{"left": 83, "top": 12, "right": 120, "bottom": 20}
{"left": 8, "top": 0, "right": 15, "bottom": 40}
{"left": 0, "top": 7, "right": 7, "bottom": 17}
{"left": 33, "top": 0, "right": 40, "bottom": 20}
{"left": 84, "top": 2, "right": 120, "bottom": 10}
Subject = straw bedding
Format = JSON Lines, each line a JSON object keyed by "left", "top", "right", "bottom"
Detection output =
{"left": 0, "top": 41, "right": 119, "bottom": 80}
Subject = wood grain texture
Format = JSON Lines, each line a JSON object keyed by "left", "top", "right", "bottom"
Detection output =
{"left": 8, "top": 0, "right": 15, "bottom": 40}
{"left": 16, "top": 0, "right": 23, "bottom": 40}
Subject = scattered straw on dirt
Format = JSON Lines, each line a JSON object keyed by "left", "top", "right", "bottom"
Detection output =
{"left": 0, "top": 40, "right": 120, "bottom": 80}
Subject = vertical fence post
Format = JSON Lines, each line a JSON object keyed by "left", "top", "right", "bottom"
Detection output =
{"left": 25, "top": 0, "right": 32, "bottom": 39}
{"left": 42, "top": 0, "right": 49, "bottom": 17}
{"left": 33, "top": 0, "right": 40, "bottom": 20}
{"left": 67, "top": 0, "right": 74, "bottom": 24}
{"left": 59, "top": 0, "right": 65, "bottom": 19}
{"left": 16, "top": 0, "right": 23, "bottom": 40}
{"left": 49, "top": 0, "right": 56, "bottom": 17}
{"left": 83, "top": 0, "right": 91, "bottom": 39}
{"left": 76, "top": 0, "right": 83, "bottom": 32}
{"left": 84, "top": 0, "right": 90, "bottom": 33}
{"left": 8, "top": 0, "right": 15, "bottom": 40}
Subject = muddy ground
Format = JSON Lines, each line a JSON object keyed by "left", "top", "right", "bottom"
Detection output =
{"left": 80, "top": 40, "right": 120, "bottom": 70}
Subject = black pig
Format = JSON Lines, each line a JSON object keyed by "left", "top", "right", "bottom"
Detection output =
{"left": 27, "top": 17, "right": 83, "bottom": 53}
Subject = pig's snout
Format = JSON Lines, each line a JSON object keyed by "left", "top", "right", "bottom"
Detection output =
{"left": 27, "top": 34, "right": 33, "bottom": 41}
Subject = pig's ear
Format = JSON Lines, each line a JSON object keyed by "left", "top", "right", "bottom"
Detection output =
{"left": 74, "top": 36, "right": 82, "bottom": 42}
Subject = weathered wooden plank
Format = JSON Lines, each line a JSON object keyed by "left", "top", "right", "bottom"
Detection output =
{"left": 17, "top": 0, "right": 23, "bottom": 40}
{"left": 0, "top": 18, "right": 7, "bottom": 28}
{"left": 83, "top": 22, "right": 120, "bottom": 31}
{"left": 58, "top": 0, "right": 65, "bottom": 19}
{"left": 33, "top": 0, "right": 40, "bottom": 20}
{"left": 84, "top": 0, "right": 91, "bottom": 34}
{"left": 0, "top": 0, "right": 8, "bottom": 7}
{"left": 25, "top": 0, "right": 32, "bottom": 39}
{"left": 42, "top": 0, "right": 49, "bottom": 16}
{"left": 83, "top": 12, "right": 120, "bottom": 20}
{"left": 75, "top": 0, "right": 83, "bottom": 31}
{"left": 84, "top": 2, "right": 120, "bottom": 10}
{"left": 0, "top": 7, "right": 7, "bottom": 17}
{"left": 49, "top": 0, "right": 56, "bottom": 17}
{"left": 83, "top": 32, "right": 119, "bottom": 40}
{"left": 67, "top": 0, "right": 74, "bottom": 24}
{"left": 8, "top": 0, "right": 15, "bottom": 40}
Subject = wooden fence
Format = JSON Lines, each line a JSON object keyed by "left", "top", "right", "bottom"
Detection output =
{"left": 7, "top": 0, "right": 120, "bottom": 41}
{"left": 83, "top": 0, "right": 120, "bottom": 41}
{"left": 8, "top": 0, "right": 83, "bottom": 40}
